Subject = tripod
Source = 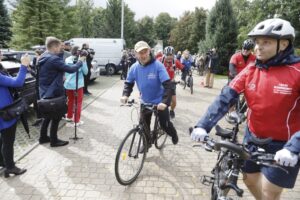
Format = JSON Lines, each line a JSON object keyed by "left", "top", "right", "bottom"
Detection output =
{"left": 70, "top": 67, "right": 83, "bottom": 142}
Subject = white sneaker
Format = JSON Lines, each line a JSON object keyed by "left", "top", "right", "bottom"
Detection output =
{"left": 65, "top": 118, "right": 73, "bottom": 122}
{"left": 74, "top": 121, "right": 84, "bottom": 127}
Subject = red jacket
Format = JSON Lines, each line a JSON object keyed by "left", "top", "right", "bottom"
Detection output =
{"left": 229, "top": 52, "right": 256, "bottom": 75}
{"left": 158, "top": 56, "right": 183, "bottom": 80}
{"left": 229, "top": 62, "right": 300, "bottom": 141}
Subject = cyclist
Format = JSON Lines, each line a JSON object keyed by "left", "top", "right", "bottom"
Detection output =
{"left": 180, "top": 50, "right": 192, "bottom": 83}
{"left": 228, "top": 39, "right": 256, "bottom": 119}
{"left": 191, "top": 18, "right": 300, "bottom": 200}
{"left": 120, "top": 41, "right": 179, "bottom": 147}
{"left": 228, "top": 39, "right": 256, "bottom": 81}
{"left": 158, "top": 46, "right": 183, "bottom": 119}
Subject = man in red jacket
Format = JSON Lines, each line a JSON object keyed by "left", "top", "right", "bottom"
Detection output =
{"left": 191, "top": 18, "right": 300, "bottom": 200}
{"left": 158, "top": 46, "right": 183, "bottom": 118}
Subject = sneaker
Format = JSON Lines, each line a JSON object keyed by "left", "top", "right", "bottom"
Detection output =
{"left": 170, "top": 110, "right": 175, "bottom": 119}
{"left": 74, "top": 121, "right": 84, "bottom": 127}
{"left": 65, "top": 118, "right": 73, "bottom": 122}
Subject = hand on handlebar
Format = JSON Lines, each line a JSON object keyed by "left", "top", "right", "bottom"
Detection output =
{"left": 191, "top": 127, "right": 208, "bottom": 142}
{"left": 157, "top": 103, "right": 167, "bottom": 111}
{"left": 274, "top": 148, "right": 298, "bottom": 167}
{"left": 120, "top": 96, "right": 128, "bottom": 104}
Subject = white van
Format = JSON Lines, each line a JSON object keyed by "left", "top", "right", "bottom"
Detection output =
{"left": 69, "top": 38, "right": 125, "bottom": 76}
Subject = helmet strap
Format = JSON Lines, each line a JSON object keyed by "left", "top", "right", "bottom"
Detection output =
{"left": 276, "top": 39, "right": 280, "bottom": 55}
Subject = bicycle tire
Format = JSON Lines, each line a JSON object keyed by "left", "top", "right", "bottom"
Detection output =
{"left": 190, "top": 76, "right": 193, "bottom": 94}
{"left": 115, "top": 128, "right": 147, "bottom": 185}
{"left": 154, "top": 125, "right": 168, "bottom": 149}
{"left": 183, "top": 79, "right": 187, "bottom": 89}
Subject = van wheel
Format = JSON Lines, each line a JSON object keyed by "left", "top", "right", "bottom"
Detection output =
{"left": 106, "top": 64, "right": 116, "bottom": 75}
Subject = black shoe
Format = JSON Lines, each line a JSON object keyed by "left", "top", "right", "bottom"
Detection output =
{"left": 170, "top": 110, "right": 175, "bottom": 119}
{"left": 172, "top": 133, "right": 178, "bottom": 145}
{"left": 4, "top": 166, "right": 27, "bottom": 178}
{"left": 32, "top": 118, "right": 43, "bottom": 126}
{"left": 50, "top": 139, "right": 69, "bottom": 147}
{"left": 84, "top": 91, "right": 92, "bottom": 96}
{"left": 39, "top": 136, "right": 50, "bottom": 144}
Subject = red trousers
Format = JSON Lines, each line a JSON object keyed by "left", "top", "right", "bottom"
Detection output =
{"left": 66, "top": 88, "right": 83, "bottom": 123}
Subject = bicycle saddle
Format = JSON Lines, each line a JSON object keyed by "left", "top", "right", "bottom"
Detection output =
{"left": 215, "top": 125, "right": 233, "bottom": 139}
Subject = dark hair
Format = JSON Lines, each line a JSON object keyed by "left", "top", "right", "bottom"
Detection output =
{"left": 45, "top": 36, "right": 61, "bottom": 50}
{"left": 82, "top": 43, "right": 88, "bottom": 49}
{"left": 71, "top": 46, "right": 79, "bottom": 56}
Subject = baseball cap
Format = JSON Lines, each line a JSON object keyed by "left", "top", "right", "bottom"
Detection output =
{"left": 134, "top": 41, "right": 150, "bottom": 52}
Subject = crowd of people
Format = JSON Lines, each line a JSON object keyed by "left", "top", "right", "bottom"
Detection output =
{"left": 1, "top": 17, "right": 300, "bottom": 200}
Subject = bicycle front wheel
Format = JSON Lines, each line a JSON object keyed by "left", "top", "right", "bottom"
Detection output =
{"left": 115, "top": 128, "right": 147, "bottom": 185}
{"left": 154, "top": 126, "right": 168, "bottom": 149}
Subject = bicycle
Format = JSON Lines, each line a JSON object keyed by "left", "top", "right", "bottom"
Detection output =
{"left": 225, "top": 94, "right": 247, "bottom": 125}
{"left": 115, "top": 100, "right": 168, "bottom": 185}
{"left": 183, "top": 69, "right": 193, "bottom": 94}
{"left": 189, "top": 123, "right": 289, "bottom": 200}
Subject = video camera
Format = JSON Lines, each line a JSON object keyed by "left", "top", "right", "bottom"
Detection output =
{"left": 76, "top": 49, "right": 88, "bottom": 57}
{"left": 206, "top": 50, "right": 213, "bottom": 56}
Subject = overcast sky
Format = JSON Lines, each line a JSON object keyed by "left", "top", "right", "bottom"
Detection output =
{"left": 71, "top": 0, "right": 217, "bottom": 20}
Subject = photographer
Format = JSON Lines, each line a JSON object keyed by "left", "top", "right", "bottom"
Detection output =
{"left": 64, "top": 46, "right": 88, "bottom": 126}
{"left": 0, "top": 51, "right": 30, "bottom": 177}
{"left": 82, "top": 43, "right": 94, "bottom": 96}
{"left": 38, "top": 37, "right": 85, "bottom": 147}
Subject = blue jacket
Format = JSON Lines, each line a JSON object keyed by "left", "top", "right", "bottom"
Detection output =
{"left": 38, "top": 52, "right": 82, "bottom": 99}
{"left": 0, "top": 66, "right": 27, "bottom": 131}
{"left": 64, "top": 56, "right": 88, "bottom": 90}
{"left": 180, "top": 57, "right": 192, "bottom": 71}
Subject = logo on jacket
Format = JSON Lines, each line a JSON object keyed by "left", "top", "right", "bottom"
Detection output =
{"left": 248, "top": 83, "right": 256, "bottom": 91}
{"left": 147, "top": 73, "right": 156, "bottom": 79}
{"left": 273, "top": 83, "right": 292, "bottom": 95}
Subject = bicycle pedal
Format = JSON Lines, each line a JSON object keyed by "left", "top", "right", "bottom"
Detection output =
{"left": 201, "top": 175, "right": 214, "bottom": 186}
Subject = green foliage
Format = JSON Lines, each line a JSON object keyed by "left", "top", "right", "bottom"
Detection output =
{"left": 10, "top": 0, "right": 78, "bottom": 49}
{"left": 204, "top": 0, "right": 238, "bottom": 74}
{"left": 154, "top": 13, "right": 177, "bottom": 47}
{"left": 76, "top": 0, "right": 94, "bottom": 37}
{"left": 0, "top": 0, "right": 11, "bottom": 48}
{"left": 135, "top": 16, "right": 155, "bottom": 47}
{"left": 169, "top": 9, "right": 207, "bottom": 54}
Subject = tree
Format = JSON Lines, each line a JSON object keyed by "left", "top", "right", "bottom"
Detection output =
{"left": 76, "top": 0, "right": 94, "bottom": 37}
{"left": 0, "top": 0, "right": 11, "bottom": 48}
{"left": 10, "top": 0, "right": 72, "bottom": 49}
{"left": 204, "top": 0, "right": 238, "bottom": 74}
{"left": 154, "top": 13, "right": 177, "bottom": 47}
{"left": 135, "top": 16, "right": 155, "bottom": 46}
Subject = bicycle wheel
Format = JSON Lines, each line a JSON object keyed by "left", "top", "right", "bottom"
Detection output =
{"left": 189, "top": 76, "right": 193, "bottom": 94}
{"left": 211, "top": 151, "right": 231, "bottom": 199}
{"left": 154, "top": 125, "right": 168, "bottom": 149}
{"left": 115, "top": 128, "right": 147, "bottom": 185}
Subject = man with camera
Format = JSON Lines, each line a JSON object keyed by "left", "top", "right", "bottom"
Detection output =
{"left": 38, "top": 37, "right": 85, "bottom": 147}
{"left": 81, "top": 43, "right": 95, "bottom": 96}
{"left": 204, "top": 48, "right": 218, "bottom": 88}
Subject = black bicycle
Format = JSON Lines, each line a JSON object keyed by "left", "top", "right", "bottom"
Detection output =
{"left": 115, "top": 100, "right": 168, "bottom": 185}
{"left": 183, "top": 69, "right": 193, "bottom": 94}
{"left": 190, "top": 121, "right": 288, "bottom": 200}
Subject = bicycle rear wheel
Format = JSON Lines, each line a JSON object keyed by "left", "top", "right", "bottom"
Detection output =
{"left": 154, "top": 126, "right": 168, "bottom": 149}
{"left": 115, "top": 128, "right": 147, "bottom": 185}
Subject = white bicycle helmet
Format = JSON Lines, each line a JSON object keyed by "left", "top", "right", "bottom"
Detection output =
{"left": 164, "top": 46, "right": 175, "bottom": 55}
{"left": 248, "top": 18, "right": 295, "bottom": 42}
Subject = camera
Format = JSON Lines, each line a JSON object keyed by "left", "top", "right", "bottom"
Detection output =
{"left": 206, "top": 50, "right": 213, "bottom": 56}
{"left": 76, "top": 49, "right": 88, "bottom": 57}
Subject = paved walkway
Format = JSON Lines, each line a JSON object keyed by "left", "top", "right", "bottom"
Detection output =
{"left": 0, "top": 75, "right": 299, "bottom": 200}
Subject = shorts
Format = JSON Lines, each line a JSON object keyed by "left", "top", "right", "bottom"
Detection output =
{"left": 242, "top": 127, "right": 300, "bottom": 188}
{"left": 171, "top": 81, "right": 176, "bottom": 96}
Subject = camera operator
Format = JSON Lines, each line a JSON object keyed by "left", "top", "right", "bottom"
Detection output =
{"left": 0, "top": 51, "right": 30, "bottom": 177}
{"left": 62, "top": 41, "right": 71, "bottom": 61}
{"left": 81, "top": 43, "right": 94, "bottom": 96}
{"left": 38, "top": 36, "right": 85, "bottom": 147}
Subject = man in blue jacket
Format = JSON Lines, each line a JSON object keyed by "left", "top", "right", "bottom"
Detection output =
{"left": 38, "top": 36, "right": 85, "bottom": 147}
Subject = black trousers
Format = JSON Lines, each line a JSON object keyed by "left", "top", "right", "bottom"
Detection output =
{"left": 40, "top": 117, "right": 61, "bottom": 142}
{"left": 0, "top": 123, "right": 17, "bottom": 169}
{"left": 141, "top": 107, "right": 177, "bottom": 140}
{"left": 84, "top": 66, "right": 91, "bottom": 93}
